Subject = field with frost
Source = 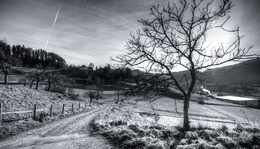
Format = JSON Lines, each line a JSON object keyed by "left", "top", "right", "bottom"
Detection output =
{"left": 91, "top": 94, "right": 260, "bottom": 148}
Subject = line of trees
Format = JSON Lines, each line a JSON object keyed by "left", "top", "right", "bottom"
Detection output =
{"left": 19, "top": 67, "right": 74, "bottom": 93}
{"left": 64, "top": 64, "right": 135, "bottom": 85}
{"left": 0, "top": 40, "right": 66, "bottom": 68}
{"left": 0, "top": 40, "right": 66, "bottom": 85}
{"left": 0, "top": 41, "right": 21, "bottom": 84}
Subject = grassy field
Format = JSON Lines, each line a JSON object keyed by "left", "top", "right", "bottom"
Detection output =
{"left": 1, "top": 84, "right": 260, "bottom": 148}
{"left": 119, "top": 95, "right": 259, "bottom": 127}
{"left": 92, "top": 103, "right": 260, "bottom": 149}
{"left": 90, "top": 93, "right": 260, "bottom": 148}
{"left": 204, "top": 100, "right": 260, "bottom": 125}
{"left": 0, "top": 75, "right": 22, "bottom": 83}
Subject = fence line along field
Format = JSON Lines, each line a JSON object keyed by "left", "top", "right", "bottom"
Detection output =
{"left": 0, "top": 84, "right": 100, "bottom": 124}
{"left": 0, "top": 84, "right": 108, "bottom": 140}
{"left": 0, "top": 99, "right": 90, "bottom": 123}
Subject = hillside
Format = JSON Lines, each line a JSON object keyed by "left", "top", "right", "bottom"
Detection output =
{"left": 206, "top": 59, "right": 260, "bottom": 85}
{"left": 0, "top": 85, "right": 90, "bottom": 119}
{"left": 169, "top": 59, "right": 260, "bottom": 88}
{"left": 0, "top": 84, "right": 106, "bottom": 140}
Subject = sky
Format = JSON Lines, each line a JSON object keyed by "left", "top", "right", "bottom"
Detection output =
{"left": 0, "top": 0, "right": 260, "bottom": 68}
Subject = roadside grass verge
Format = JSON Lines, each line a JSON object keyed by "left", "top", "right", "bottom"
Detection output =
{"left": 0, "top": 118, "right": 44, "bottom": 140}
{"left": 91, "top": 106, "right": 260, "bottom": 149}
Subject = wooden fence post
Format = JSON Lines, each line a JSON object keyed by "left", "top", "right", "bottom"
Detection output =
{"left": 62, "top": 104, "right": 65, "bottom": 114}
{"left": 33, "top": 104, "right": 37, "bottom": 120}
{"left": 72, "top": 103, "right": 74, "bottom": 113}
{"left": 85, "top": 101, "right": 86, "bottom": 108}
{"left": 79, "top": 102, "right": 80, "bottom": 110}
{"left": 50, "top": 105, "right": 53, "bottom": 117}
{"left": 0, "top": 102, "right": 2, "bottom": 126}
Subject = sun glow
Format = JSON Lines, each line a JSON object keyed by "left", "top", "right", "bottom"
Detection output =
{"left": 204, "top": 29, "right": 232, "bottom": 50}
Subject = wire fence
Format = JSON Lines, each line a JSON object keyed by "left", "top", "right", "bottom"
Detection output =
{"left": 0, "top": 101, "right": 91, "bottom": 125}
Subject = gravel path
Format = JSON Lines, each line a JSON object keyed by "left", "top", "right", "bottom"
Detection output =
{"left": 0, "top": 104, "right": 112, "bottom": 149}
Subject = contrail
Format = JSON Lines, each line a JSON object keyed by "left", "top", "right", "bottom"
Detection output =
{"left": 44, "top": 5, "right": 61, "bottom": 50}
{"left": 44, "top": 35, "right": 51, "bottom": 50}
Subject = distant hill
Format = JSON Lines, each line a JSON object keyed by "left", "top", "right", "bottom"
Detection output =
{"left": 124, "top": 59, "right": 260, "bottom": 86}
{"left": 205, "top": 59, "right": 260, "bottom": 85}
{"left": 168, "top": 59, "right": 260, "bottom": 86}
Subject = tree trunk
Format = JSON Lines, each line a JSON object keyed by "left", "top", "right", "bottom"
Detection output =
{"left": 89, "top": 98, "right": 93, "bottom": 105}
{"left": 183, "top": 96, "right": 190, "bottom": 130}
{"left": 35, "top": 75, "right": 39, "bottom": 90}
{"left": 35, "top": 80, "right": 39, "bottom": 90}
{"left": 30, "top": 80, "right": 34, "bottom": 88}
{"left": 4, "top": 72, "right": 8, "bottom": 85}
{"left": 116, "top": 90, "right": 120, "bottom": 104}
{"left": 47, "top": 81, "right": 51, "bottom": 91}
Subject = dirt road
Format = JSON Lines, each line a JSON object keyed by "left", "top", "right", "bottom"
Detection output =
{"left": 0, "top": 105, "right": 112, "bottom": 149}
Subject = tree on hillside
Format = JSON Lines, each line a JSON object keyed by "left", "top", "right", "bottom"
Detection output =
{"left": 92, "top": 76, "right": 104, "bottom": 100}
{"left": 34, "top": 68, "right": 47, "bottom": 90}
{"left": 23, "top": 66, "right": 47, "bottom": 89}
{"left": 45, "top": 69, "right": 63, "bottom": 92}
{"left": 49, "top": 76, "right": 75, "bottom": 94}
{"left": 87, "top": 76, "right": 104, "bottom": 105}
{"left": 19, "top": 72, "right": 33, "bottom": 86}
{"left": 113, "top": 81, "right": 124, "bottom": 104}
{"left": 113, "top": 0, "right": 257, "bottom": 130}
{"left": 0, "top": 40, "right": 21, "bottom": 85}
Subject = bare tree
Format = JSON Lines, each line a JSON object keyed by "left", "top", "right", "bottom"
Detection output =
{"left": 0, "top": 40, "right": 21, "bottom": 85}
{"left": 45, "top": 69, "right": 63, "bottom": 91}
{"left": 23, "top": 67, "right": 46, "bottom": 89}
{"left": 19, "top": 72, "right": 32, "bottom": 86}
{"left": 86, "top": 89, "right": 96, "bottom": 105}
{"left": 113, "top": 81, "right": 127, "bottom": 104}
{"left": 92, "top": 76, "right": 104, "bottom": 100}
{"left": 86, "top": 76, "right": 104, "bottom": 105}
{"left": 34, "top": 68, "right": 46, "bottom": 90}
{"left": 28, "top": 72, "right": 35, "bottom": 89}
{"left": 113, "top": 0, "right": 257, "bottom": 130}
{"left": 0, "top": 63, "right": 11, "bottom": 85}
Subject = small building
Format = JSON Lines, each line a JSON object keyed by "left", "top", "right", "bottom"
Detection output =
{"left": 217, "top": 96, "right": 260, "bottom": 107}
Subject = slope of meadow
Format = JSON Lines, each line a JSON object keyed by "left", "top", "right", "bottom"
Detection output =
{"left": 0, "top": 85, "right": 89, "bottom": 114}
{"left": 207, "top": 59, "right": 260, "bottom": 85}
{"left": 0, "top": 85, "right": 96, "bottom": 139}
{"left": 92, "top": 98, "right": 260, "bottom": 149}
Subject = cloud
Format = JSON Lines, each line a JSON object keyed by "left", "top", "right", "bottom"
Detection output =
{"left": 1, "top": 0, "right": 259, "bottom": 67}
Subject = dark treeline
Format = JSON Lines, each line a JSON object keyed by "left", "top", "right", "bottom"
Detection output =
{"left": 1, "top": 40, "right": 159, "bottom": 90}
{"left": 63, "top": 64, "right": 135, "bottom": 85}
{"left": 0, "top": 41, "right": 66, "bottom": 68}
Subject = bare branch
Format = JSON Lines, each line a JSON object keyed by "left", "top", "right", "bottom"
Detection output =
{"left": 112, "top": 0, "right": 258, "bottom": 130}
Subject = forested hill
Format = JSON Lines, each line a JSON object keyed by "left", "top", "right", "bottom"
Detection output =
{"left": 0, "top": 41, "right": 66, "bottom": 68}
